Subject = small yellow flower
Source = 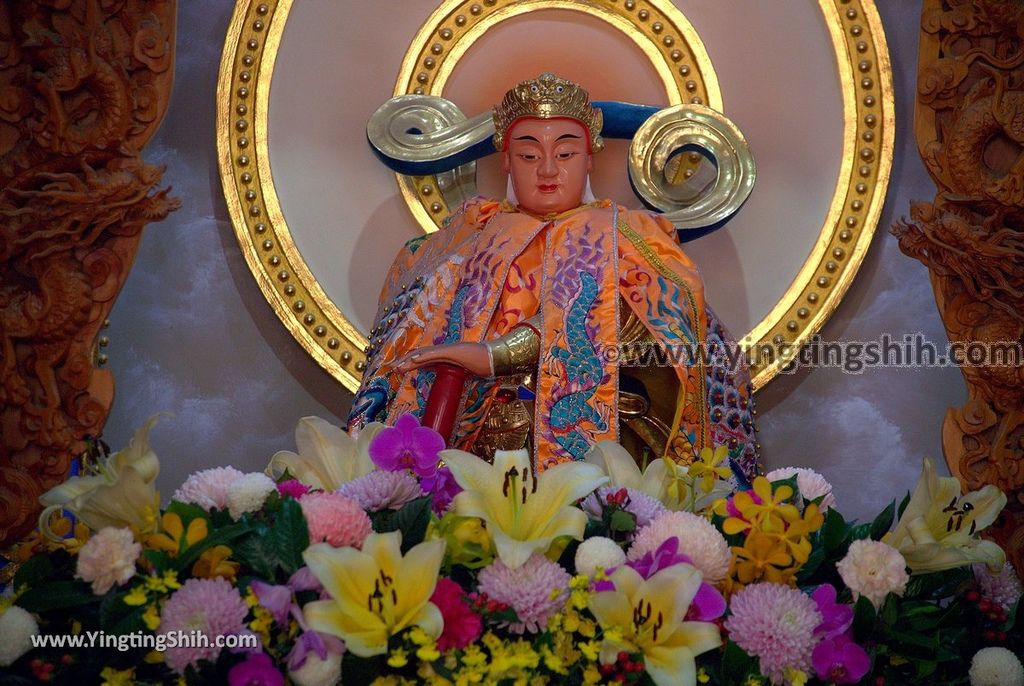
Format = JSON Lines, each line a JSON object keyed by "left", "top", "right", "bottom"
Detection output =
{"left": 142, "top": 603, "right": 161, "bottom": 631}
{"left": 416, "top": 642, "right": 441, "bottom": 661}
{"left": 249, "top": 605, "right": 273, "bottom": 647}
{"left": 124, "top": 586, "right": 149, "bottom": 607}
{"left": 99, "top": 666, "right": 135, "bottom": 686}
{"left": 388, "top": 647, "right": 410, "bottom": 668}
{"left": 717, "top": 477, "right": 800, "bottom": 536}
{"left": 785, "top": 667, "right": 809, "bottom": 686}
{"left": 697, "top": 667, "right": 711, "bottom": 683}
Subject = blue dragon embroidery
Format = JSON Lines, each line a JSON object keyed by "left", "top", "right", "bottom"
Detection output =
{"left": 548, "top": 271, "right": 606, "bottom": 460}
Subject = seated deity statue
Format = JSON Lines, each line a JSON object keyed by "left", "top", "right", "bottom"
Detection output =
{"left": 348, "top": 73, "right": 759, "bottom": 479}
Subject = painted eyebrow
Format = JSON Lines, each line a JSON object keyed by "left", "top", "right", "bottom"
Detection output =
{"left": 556, "top": 134, "right": 583, "bottom": 141}
{"left": 511, "top": 135, "right": 541, "bottom": 142}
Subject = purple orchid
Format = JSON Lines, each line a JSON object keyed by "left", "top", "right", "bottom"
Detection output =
{"left": 812, "top": 583, "right": 854, "bottom": 639}
{"left": 812, "top": 633, "right": 871, "bottom": 684}
{"left": 421, "top": 465, "right": 463, "bottom": 515}
{"left": 368, "top": 413, "right": 445, "bottom": 478}
{"left": 227, "top": 652, "right": 284, "bottom": 686}
{"left": 286, "top": 628, "right": 345, "bottom": 672}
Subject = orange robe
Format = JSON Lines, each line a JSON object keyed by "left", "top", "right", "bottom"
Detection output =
{"left": 348, "top": 197, "right": 757, "bottom": 473}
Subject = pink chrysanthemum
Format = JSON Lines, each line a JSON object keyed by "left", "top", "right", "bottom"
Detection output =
{"left": 477, "top": 554, "right": 570, "bottom": 634}
{"left": 160, "top": 577, "right": 249, "bottom": 674}
{"left": 173, "top": 466, "right": 245, "bottom": 510}
{"left": 766, "top": 467, "right": 836, "bottom": 511}
{"left": 337, "top": 470, "right": 423, "bottom": 512}
{"left": 974, "top": 562, "right": 1023, "bottom": 613}
{"left": 628, "top": 511, "right": 731, "bottom": 583}
{"left": 582, "top": 487, "right": 666, "bottom": 529}
{"left": 75, "top": 526, "right": 141, "bottom": 595}
{"left": 725, "top": 583, "right": 823, "bottom": 685}
{"left": 299, "top": 492, "right": 372, "bottom": 548}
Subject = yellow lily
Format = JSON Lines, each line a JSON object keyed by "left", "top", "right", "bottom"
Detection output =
{"left": 39, "top": 416, "right": 162, "bottom": 540}
{"left": 442, "top": 448, "right": 607, "bottom": 568}
{"left": 266, "top": 416, "right": 384, "bottom": 490}
{"left": 884, "top": 458, "right": 1006, "bottom": 574}
{"left": 302, "top": 531, "right": 445, "bottom": 657}
{"left": 588, "top": 564, "right": 721, "bottom": 686}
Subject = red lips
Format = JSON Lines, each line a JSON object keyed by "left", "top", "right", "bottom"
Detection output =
{"left": 537, "top": 184, "right": 559, "bottom": 193}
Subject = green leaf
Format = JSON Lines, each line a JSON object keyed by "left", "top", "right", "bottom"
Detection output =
{"left": 896, "top": 491, "right": 911, "bottom": 519}
{"left": 99, "top": 591, "right": 147, "bottom": 635}
{"left": 870, "top": 500, "right": 896, "bottom": 540}
{"left": 721, "top": 640, "right": 756, "bottom": 684}
{"left": 852, "top": 595, "right": 877, "bottom": 639}
{"left": 821, "top": 507, "right": 849, "bottom": 552}
{"left": 270, "top": 498, "right": 310, "bottom": 575}
{"left": 796, "top": 545, "right": 826, "bottom": 584}
{"left": 849, "top": 522, "right": 872, "bottom": 542}
{"left": 176, "top": 522, "right": 251, "bottom": 571}
{"left": 371, "top": 496, "right": 432, "bottom": 552}
{"left": 234, "top": 526, "right": 279, "bottom": 580}
{"left": 609, "top": 509, "right": 637, "bottom": 533}
{"left": 13, "top": 553, "right": 54, "bottom": 590}
{"left": 18, "top": 580, "right": 97, "bottom": 613}
{"left": 880, "top": 594, "right": 899, "bottom": 626}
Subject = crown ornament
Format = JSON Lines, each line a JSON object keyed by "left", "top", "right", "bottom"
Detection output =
{"left": 492, "top": 73, "right": 604, "bottom": 152}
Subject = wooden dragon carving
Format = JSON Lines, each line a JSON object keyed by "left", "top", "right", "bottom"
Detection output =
{"left": 0, "top": 0, "right": 178, "bottom": 549}
{"left": 894, "top": 0, "right": 1024, "bottom": 573}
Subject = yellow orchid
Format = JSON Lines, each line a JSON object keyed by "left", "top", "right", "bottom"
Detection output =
{"left": 715, "top": 476, "right": 800, "bottom": 536}
{"left": 689, "top": 446, "right": 733, "bottom": 494}
{"left": 191, "top": 545, "right": 239, "bottom": 582}
{"left": 588, "top": 564, "right": 721, "bottom": 686}
{"left": 884, "top": 458, "right": 1007, "bottom": 574}
{"left": 39, "top": 416, "right": 162, "bottom": 541}
{"left": 302, "top": 531, "right": 445, "bottom": 657}
{"left": 266, "top": 416, "right": 385, "bottom": 490}
{"left": 732, "top": 532, "right": 796, "bottom": 587}
{"left": 145, "top": 512, "right": 208, "bottom": 556}
{"left": 442, "top": 448, "right": 607, "bottom": 568}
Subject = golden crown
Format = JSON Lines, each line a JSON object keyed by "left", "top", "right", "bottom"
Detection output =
{"left": 492, "top": 73, "right": 604, "bottom": 153}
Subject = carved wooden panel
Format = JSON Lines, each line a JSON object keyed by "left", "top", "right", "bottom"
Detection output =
{"left": 0, "top": 0, "right": 178, "bottom": 548}
{"left": 894, "top": 0, "right": 1024, "bottom": 572}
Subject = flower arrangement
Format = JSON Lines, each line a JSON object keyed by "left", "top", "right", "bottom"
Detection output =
{"left": 1, "top": 414, "right": 1021, "bottom": 686}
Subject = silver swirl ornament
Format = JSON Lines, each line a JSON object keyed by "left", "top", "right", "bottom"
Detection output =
{"left": 366, "top": 94, "right": 494, "bottom": 208}
{"left": 628, "top": 104, "right": 755, "bottom": 236}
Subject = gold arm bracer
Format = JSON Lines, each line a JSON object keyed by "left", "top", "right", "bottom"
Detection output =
{"left": 486, "top": 317, "right": 541, "bottom": 376}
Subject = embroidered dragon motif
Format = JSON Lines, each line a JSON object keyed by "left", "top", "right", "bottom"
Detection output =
{"left": 546, "top": 271, "right": 608, "bottom": 460}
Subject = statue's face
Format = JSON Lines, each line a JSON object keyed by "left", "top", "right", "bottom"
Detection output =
{"left": 503, "top": 117, "right": 592, "bottom": 215}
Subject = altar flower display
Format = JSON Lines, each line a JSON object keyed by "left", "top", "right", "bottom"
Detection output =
{"left": 2, "top": 416, "right": 1021, "bottom": 685}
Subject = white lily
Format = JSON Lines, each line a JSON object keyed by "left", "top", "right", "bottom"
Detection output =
{"left": 39, "top": 416, "right": 162, "bottom": 540}
{"left": 442, "top": 448, "right": 607, "bottom": 569}
{"left": 266, "top": 417, "right": 384, "bottom": 491}
{"left": 884, "top": 458, "right": 1007, "bottom": 574}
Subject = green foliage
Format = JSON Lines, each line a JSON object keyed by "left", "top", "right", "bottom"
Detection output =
{"left": 370, "top": 496, "right": 432, "bottom": 552}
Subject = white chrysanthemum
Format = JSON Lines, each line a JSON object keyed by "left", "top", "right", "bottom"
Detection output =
{"left": 575, "top": 537, "right": 627, "bottom": 577}
{"left": 0, "top": 605, "right": 38, "bottom": 667}
{"left": 290, "top": 650, "right": 343, "bottom": 686}
{"left": 766, "top": 467, "right": 836, "bottom": 511}
{"left": 969, "top": 647, "right": 1024, "bottom": 686}
{"left": 174, "top": 466, "right": 245, "bottom": 510}
{"left": 628, "top": 511, "right": 731, "bottom": 583}
{"left": 75, "top": 526, "right": 141, "bottom": 594}
{"left": 836, "top": 539, "right": 909, "bottom": 608}
{"left": 227, "top": 472, "right": 278, "bottom": 519}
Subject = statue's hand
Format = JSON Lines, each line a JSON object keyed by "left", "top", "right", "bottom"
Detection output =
{"left": 394, "top": 342, "right": 492, "bottom": 377}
